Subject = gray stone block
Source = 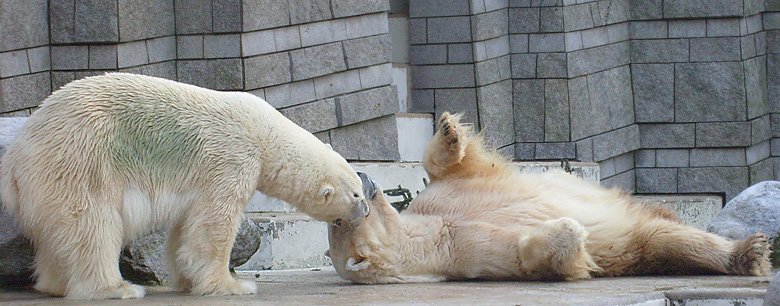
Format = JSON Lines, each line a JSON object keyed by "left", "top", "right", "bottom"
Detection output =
{"left": 690, "top": 148, "right": 746, "bottom": 167}
{"left": 241, "top": 30, "right": 276, "bottom": 57}
{"left": 634, "top": 149, "right": 656, "bottom": 168}
{"left": 345, "top": 13, "right": 389, "bottom": 40}
{"left": 410, "top": 45, "right": 447, "bottom": 65}
{"left": 70, "top": 0, "right": 119, "bottom": 43}
{"left": 567, "top": 76, "right": 594, "bottom": 140}
{"left": 358, "top": 63, "right": 393, "bottom": 89}
{"left": 243, "top": 0, "right": 290, "bottom": 32}
{"left": 581, "top": 27, "right": 609, "bottom": 49}
{"left": 629, "top": 21, "right": 668, "bottom": 39}
{"left": 593, "top": 0, "right": 629, "bottom": 26}
{"left": 0, "top": 0, "right": 47, "bottom": 52}
{"left": 213, "top": 0, "right": 241, "bottom": 32}
{"left": 636, "top": 168, "right": 677, "bottom": 193}
{"left": 411, "top": 64, "right": 475, "bottom": 88}
{"left": 773, "top": 114, "right": 780, "bottom": 137}
{"left": 0, "top": 73, "right": 51, "bottom": 113}
{"left": 117, "top": 41, "right": 149, "bottom": 68}
{"left": 630, "top": 0, "right": 662, "bottom": 20}
{"left": 584, "top": 65, "right": 634, "bottom": 134}
{"left": 535, "top": 142, "right": 576, "bottom": 160}
{"left": 632, "top": 64, "right": 674, "bottom": 123}
{"left": 639, "top": 123, "right": 696, "bottom": 148}
{"left": 177, "top": 59, "right": 243, "bottom": 90}
{"left": 409, "top": 0, "right": 470, "bottom": 17}
{"left": 668, "top": 20, "right": 706, "bottom": 38}
{"left": 568, "top": 42, "right": 629, "bottom": 78}
{"left": 766, "top": 12, "right": 780, "bottom": 30}
{"left": 473, "top": 36, "right": 510, "bottom": 61}
{"left": 51, "top": 46, "right": 89, "bottom": 70}
{"left": 177, "top": 35, "right": 204, "bottom": 59}
{"left": 544, "top": 79, "right": 569, "bottom": 142}
{"left": 119, "top": 61, "right": 177, "bottom": 80}
{"left": 264, "top": 80, "right": 316, "bottom": 109}
{"left": 274, "top": 26, "right": 301, "bottom": 51}
{"left": 695, "top": 122, "right": 752, "bottom": 147}
{"left": 204, "top": 34, "right": 241, "bottom": 58}
{"left": 770, "top": 54, "right": 780, "bottom": 113}
{"left": 575, "top": 138, "right": 594, "bottom": 162}
{"left": 751, "top": 115, "right": 772, "bottom": 145}
{"left": 540, "top": 7, "right": 563, "bottom": 33}
{"left": 706, "top": 18, "right": 741, "bottom": 37}
{"left": 564, "top": 31, "right": 583, "bottom": 51}
{"left": 330, "top": 115, "right": 401, "bottom": 161}
{"left": 601, "top": 169, "right": 635, "bottom": 192}
{"left": 513, "top": 79, "right": 544, "bottom": 142}
{"left": 515, "top": 143, "right": 535, "bottom": 161}
{"left": 510, "top": 34, "right": 530, "bottom": 53}
{"left": 680, "top": 167, "right": 749, "bottom": 202}
{"left": 278, "top": 99, "right": 338, "bottom": 133}
{"left": 749, "top": 160, "right": 774, "bottom": 185}
{"left": 656, "top": 149, "right": 690, "bottom": 167}
{"left": 756, "top": 32, "right": 767, "bottom": 56}
{"left": 27, "top": 47, "right": 50, "bottom": 73}
{"left": 410, "top": 89, "right": 434, "bottom": 113}
{"left": 607, "top": 23, "right": 629, "bottom": 43}
{"left": 434, "top": 88, "right": 479, "bottom": 124}
{"left": 427, "top": 16, "right": 471, "bottom": 43}
{"left": 528, "top": 33, "right": 565, "bottom": 53}
{"left": 472, "top": 9, "right": 508, "bottom": 41}
{"left": 745, "top": 56, "right": 768, "bottom": 120}
{"left": 291, "top": 43, "right": 346, "bottom": 81}
{"left": 477, "top": 80, "right": 514, "bottom": 148}
{"left": 289, "top": 0, "right": 332, "bottom": 24}
{"left": 741, "top": 35, "right": 758, "bottom": 60}
{"left": 51, "top": 71, "right": 76, "bottom": 91}
{"left": 344, "top": 35, "right": 392, "bottom": 69}
{"left": 508, "top": 8, "right": 540, "bottom": 34}
{"left": 409, "top": 18, "right": 427, "bottom": 44}
{"left": 773, "top": 138, "right": 780, "bottom": 156}
{"left": 630, "top": 39, "right": 689, "bottom": 63}
{"left": 746, "top": 141, "right": 771, "bottom": 165}
{"left": 663, "top": 0, "right": 742, "bottom": 19}
{"left": 448, "top": 43, "right": 474, "bottom": 64}
{"left": 147, "top": 36, "right": 176, "bottom": 64}
{"left": 175, "top": 0, "right": 211, "bottom": 34}
{"left": 675, "top": 62, "right": 746, "bottom": 122}
{"left": 537, "top": 53, "right": 567, "bottom": 78}
{"left": 0, "top": 50, "right": 30, "bottom": 78}
{"left": 591, "top": 124, "right": 640, "bottom": 161}
{"left": 562, "top": 4, "right": 593, "bottom": 31}
{"left": 119, "top": 0, "right": 174, "bottom": 41}
{"left": 332, "top": 0, "right": 390, "bottom": 18}
{"left": 337, "top": 86, "right": 398, "bottom": 126}
{"left": 690, "top": 37, "right": 741, "bottom": 62}
{"left": 88, "top": 45, "right": 118, "bottom": 70}
{"left": 475, "top": 57, "right": 504, "bottom": 85}
{"left": 299, "top": 19, "right": 346, "bottom": 47}
{"left": 244, "top": 53, "right": 291, "bottom": 89}
{"left": 313, "top": 70, "right": 361, "bottom": 99}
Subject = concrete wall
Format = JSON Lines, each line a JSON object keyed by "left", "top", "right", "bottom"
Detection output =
{"left": 408, "top": 0, "right": 780, "bottom": 201}
{"left": 0, "top": 0, "right": 401, "bottom": 161}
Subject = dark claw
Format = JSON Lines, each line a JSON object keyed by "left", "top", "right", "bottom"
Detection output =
{"left": 443, "top": 126, "right": 450, "bottom": 136}
{"left": 449, "top": 138, "right": 458, "bottom": 145}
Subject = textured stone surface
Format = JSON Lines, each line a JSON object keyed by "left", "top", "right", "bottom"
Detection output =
{"left": 345, "top": 13, "right": 389, "bottom": 40}
{"left": 264, "top": 80, "right": 316, "bottom": 109}
{"left": 695, "top": 122, "right": 752, "bottom": 148}
{"left": 243, "top": 0, "right": 290, "bottom": 31}
{"left": 0, "top": 51, "right": 30, "bottom": 78}
{"left": 291, "top": 43, "right": 346, "bottom": 81}
{"left": 543, "top": 79, "right": 569, "bottom": 142}
{"left": 338, "top": 86, "right": 398, "bottom": 126}
{"left": 690, "top": 37, "right": 741, "bottom": 62}
{"left": 511, "top": 54, "right": 537, "bottom": 79}
{"left": 245, "top": 52, "right": 291, "bottom": 89}
{"left": 639, "top": 124, "right": 696, "bottom": 149}
{"left": 119, "top": 0, "right": 174, "bottom": 41}
{"left": 690, "top": 148, "right": 746, "bottom": 167}
{"left": 279, "top": 99, "right": 338, "bottom": 133}
{"left": 427, "top": 17, "right": 472, "bottom": 43}
{"left": 472, "top": 9, "right": 508, "bottom": 41}
{"left": 410, "top": 0, "right": 470, "bottom": 17}
{"left": 707, "top": 181, "right": 780, "bottom": 241}
{"left": 332, "top": 0, "right": 389, "bottom": 18}
{"left": 117, "top": 41, "right": 149, "bottom": 68}
{"left": 637, "top": 195, "right": 723, "bottom": 230}
{"left": 0, "top": 73, "right": 51, "bottom": 113}
{"left": 411, "top": 64, "right": 475, "bottom": 88}
{"left": 313, "top": 70, "right": 361, "bottom": 99}
{"left": 632, "top": 64, "right": 674, "bottom": 123}
{"left": 175, "top": 0, "right": 211, "bottom": 34}
{"left": 534, "top": 142, "right": 575, "bottom": 160}
{"left": 50, "top": 0, "right": 119, "bottom": 43}
{"left": 478, "top": 80, "right": 514, "bottom": 148}
{"left": 0, "top": 211, "right": 34, "bottom": 287}
{"left": 679, "top": 167, "right": 749, "bottom": 202}
{"left": 513, "top": 80, "right": 544, "bottom": 142}
{"left": 344, "top": 35, "right": 392, "bottom": 69}
{"left": 203, "top": 34, "right": 241, "bottom": 58}
{"left": 434, "top": 88, "right": 479, "bottom": 125}
{"left": 537, "top": 53, "right": 567, "bottom": 78}
{"left": 330, "top": 115, "right": 401, "bottom": 161}
{"left": 675, "top": 62, "right": 746, "bottom": 122}
{"left": 568, "top": 42, "right": 629, "bottom": 78}
{"left": 631, "top": 39, "right": 688, "bottom": 63}
{"left": 663, "top": 0, "right": 743, "bottom": 19}
{"left": 563, "top": 4, "right": 594, "bottom": 31}
{"left": 570, "top": 66, "right": 634, "bottom": 140}
{"left": 177, "top": 59, "right": 243, "bottom": 90}
{"left": 289, "top": 0, "right": 332, "bottom": 24}
{"left": 767, "top": 272, "right": 780, "bottom": 306}
{"left": 0, "top": 0, "right": 48, "bottom": 52}
{"left": 668, "top": 20, "right": 706, "bottom": 38}
{"left": 656, "top": 149, "right": 689, "bottom": 167}
{"left": 591, "top": 124, "right": 640, "bottom": 161}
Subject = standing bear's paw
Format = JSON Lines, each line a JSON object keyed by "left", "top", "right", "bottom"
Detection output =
{"left": 731, "top": 232, "right": 771, "bottom": 276}
{"left": 192, "top": 278, "right": 257, "bottom": 296}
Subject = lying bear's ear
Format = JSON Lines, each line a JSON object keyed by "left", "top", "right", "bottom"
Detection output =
{"left": 321, "top": 185, "right": 334, "bottom": 198}
{"left": 346, "top": 257, "right": 370, "bottom": 271}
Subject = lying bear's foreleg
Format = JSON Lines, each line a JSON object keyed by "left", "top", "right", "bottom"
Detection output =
{"left": 624, "top": 219, "right": 771, "bottom": 276}
{"left": 518, "top": 218, "right": 601, "bottom": 281}
{"left": 423, "top": 112, "right": 510, "bottom": 181}
{"left": 173, "top": 197, "right": 257, "bottom": 296}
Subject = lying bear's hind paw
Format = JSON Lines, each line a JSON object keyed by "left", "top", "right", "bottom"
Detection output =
{"left": 438, "top": 113, "right": 461, "bottom": 148}
{"left": 731, "top": 232, "right": 771, "bottom": 276}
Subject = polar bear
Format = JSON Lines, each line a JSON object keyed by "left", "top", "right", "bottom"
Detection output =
{"left": 0, "top": 73, "right": 369, "bottom": 299}
{"left": 327, "top": 112, "right": 771, "bottom": 284}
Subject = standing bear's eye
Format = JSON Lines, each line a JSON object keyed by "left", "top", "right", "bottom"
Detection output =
{"left": 353, "top": 193, "right": 360, "bottom": 199}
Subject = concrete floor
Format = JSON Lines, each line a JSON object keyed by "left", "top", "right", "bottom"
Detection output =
{"left": 0, "top": 267, "right": 772, "bottom": 306}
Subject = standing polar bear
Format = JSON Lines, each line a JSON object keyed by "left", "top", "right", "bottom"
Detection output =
{"left": 328, "top": 113, "right": 772, "bottom": 284}
{"left": 0, "top": 73, "right": 369, "bottom": 299}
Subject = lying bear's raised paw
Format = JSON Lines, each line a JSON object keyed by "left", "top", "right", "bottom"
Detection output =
{"left": 438, "top": 114, "right": 460, "bottom": 148}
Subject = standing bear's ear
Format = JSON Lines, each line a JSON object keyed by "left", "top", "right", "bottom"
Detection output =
{"left": 324, "top": 143, "right": 334, "bottom": 150}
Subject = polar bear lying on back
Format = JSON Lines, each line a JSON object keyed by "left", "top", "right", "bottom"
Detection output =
{"left": 328, "top": 113, "right": 771, "bottom": 284}
{"left": 0, "top": 73, "right": 368, "bottom": 299}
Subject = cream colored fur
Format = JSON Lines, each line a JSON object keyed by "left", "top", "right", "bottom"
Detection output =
{"left": 0, "top": 73, "right": 368, "bottom": 299}
{"left": 328, "top": 112, "right": 772, "bottom": 284}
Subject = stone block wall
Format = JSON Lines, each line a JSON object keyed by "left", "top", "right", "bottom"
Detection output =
{"left": 0, "top": 0, "right": 401, "bottom": 161}
{"left": 408, "top": 0, "right": 779, "bottom": 201}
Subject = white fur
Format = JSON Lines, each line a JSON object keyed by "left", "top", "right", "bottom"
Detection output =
{"left": 327, "top": 113, "right": 772, "bottom": 284}
{"left": 0, "top": 73, "right": 367, "bottom": 299}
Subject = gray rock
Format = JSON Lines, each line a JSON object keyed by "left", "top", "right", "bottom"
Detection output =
{"left": 0, "top": 211, "right": 34, "bottom": 287}
{"left": 765, "top": 271, "right": 780, "bottom": 306}
{"left": 707, "top": 181, "right": 780, "bottom": 241}
{"left": 120, "top": 218, "right": 263, "bottom": 285}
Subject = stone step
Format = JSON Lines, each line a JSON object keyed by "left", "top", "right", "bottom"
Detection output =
{"left": 634, "top": 195, "right": 723, "bottom": 231}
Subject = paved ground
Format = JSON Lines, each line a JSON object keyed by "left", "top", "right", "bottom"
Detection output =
{"left": 0, "top": 268, "right": 773, "bottom": 306}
